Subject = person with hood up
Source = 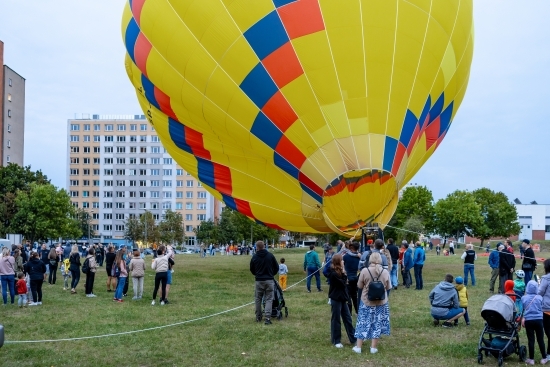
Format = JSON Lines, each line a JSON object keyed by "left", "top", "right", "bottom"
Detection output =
{"left": 499, "top": 244, "right": 516, "bottom": 294}
{"left": 504, "top": 279, "right": 517, "bottom": 302}
{"left": 250, "top": 241, "right": 279, "bottom": 325}
{"left": 521, "top": 280, "right": 548, "bottom": 365}
{"left": 429, "top": 274, "right": 465, "bottom": 328}
{"left": 402, "top": 243, "right": 413, "bottom": 289}
{"left": 303, "top": 244, "right": 323, "bottom": 293}
{"left": 488, "top": 243, "right": 500, "bottom": 293}
{"left": 537, "top": 259, "right": 550, "bottom": 359}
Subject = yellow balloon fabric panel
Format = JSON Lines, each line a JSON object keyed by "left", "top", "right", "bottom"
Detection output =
{"left": 122, "top": 0, "right": 473, "bottom": 236}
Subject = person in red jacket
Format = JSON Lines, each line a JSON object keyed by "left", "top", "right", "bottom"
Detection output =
{"left": 16, "top": 272, "right": 28, "bottom": 308}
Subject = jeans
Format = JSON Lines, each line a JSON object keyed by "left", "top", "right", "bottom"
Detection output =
{"left": 18, "top": 294, "right": 27, "bottom": 307}
{"left": 1, "top": 274, "right": 16, "bottom": 304}
{"left": 306, "top": 267, "right": 321, "bottom": 291}
{"left": 414, "top": 264, "right": 423, "bottom": 289}
{"left": 525, "top": 319, "right": 546, "bottom": 360}
{"left": 49, "top": 264, "right": 57, "bottom": 284}
{"left": 454, "top": 307, "right": 470, "bottom": 324}
{"left": 346, "top": 278, "right": 358, "bottom": 315}
{"left": 463, "top": 264, "right": 476, "bottom": 286}
{"left": 390, "top": 263, "right": 398, "bottom": 288}
{"left": 525, "top": 270, "right": 533, "bottom": 285}
{"left": 489, "top": 268, "right": 499, "bottom": 292}
{"left": 330, "top": 298, "right": 356, "bottom": 345}
{"left": 30, "top": 279, "right": 43, "bottom": 302}
{"left": 70, "top": 269, "right": 80, "bottom": 289}
{"left": 115, "top": 276, "right": 127, "bottom": 300}
{"left": 152, "top": 272, "right": 168, "bottom": 301}
{"left": 85, "top": 272, "right": 95, "bottom": 295}
{"left": 402, "top": 268, "right": 412, "bottom": 288}
{"left": 255, "top": 279, "right": 274, "bottom": 319}
{"left": 132, "top": 277, "right": 144, "bottom": 298}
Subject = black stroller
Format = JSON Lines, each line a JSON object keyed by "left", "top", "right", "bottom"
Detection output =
{"left": 262, "top": 280, "right": 288, "bottom": 320}
{"left": 477, "top": 294, "right": 526, "bottom": 366}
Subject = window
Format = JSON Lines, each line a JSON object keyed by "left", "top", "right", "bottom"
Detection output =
{"left": 186, "top": 191, "right": 193, "bottom": 198}
{"left": 163, "top": 191, "right": 172, "bottom": 198}
{"left": 139, "top": 203, "right": 146, "bottom": 209}
{"left": 82, "top": 191, "right": 89, "bottom": 197}
{"left": 104, "top": 191, "right": 113, "bottom": 198}
{"left": 104, "top": 180, "right": 113, "bottom": 186}
{"left": 72, "top": 202, "right": 79, "bottom": 208}
{"left": 176, "top": 180, "right": 183, "bottom": 187}
{"left": 140, "top": 147, "right": 147, "bottom": 153}
{"left": 151, "top": 135, "right": 160, "bottom": 142}
{"left": 129, "top": 168, "right": 136, "bottom": 175}
{"left": 70, "top": 146, "right": 79, "bottom": 153}
{"left": 83, "top": 180, "right": 90, "bottom": 186}
{"left": 70, "top": 180, "right": 79, "bottom": 186}
{"left": 115, "top": 213, "right": 125, "bottom": 220}
{"left": 151, "top": 203, "right": 159, "bottom": 210}
{"left": 116, "top": 202, "right": 125, "bottom": 209}
{"left": 104, "top": 169, "right": 113, "bottom": 176}
{"left": 105, "top": 147, "right": 113, "bottom": 153}
{"left": 129, "top": 180, "right": 136, "bottom": 187}
{"left": 176, "top": 203, "right": 183, "bottom": 210}
{"left": 139, "top": 180, "right": 146, "bottom": 186}
{"left": 70, "top": 135, "right": 79, "bottom": 142}
{"left": 151, "top": 191, "right": 160, "bottom": 198}
{"left": 116, "top": 158, "right": 126, "bottom": 164}
{"left": 153, "top": 214, "right": 160, "bottom": 220}
{"left": 117, "top": 124, "right": 126, "bottom": 131}
{"left": 139, "top": 191, "right": 146, "bottom": 198}
{"left": 117, "top": 147, "right": 126, "bottom": 153}
{"left": 198, "top": 191, "right": 207, "bottom": 198}
{"left": 92, "top": 202, "right": 99, "bottom": 208}
{"left": 163, "top": 169, "right": 172, "bottom": 176}
{"left": 198, "top": 182, "right": 202, "bottom": 187}
{"left": 130, "top": 124, "right": 137, "bottom": 131}
{"left": 185, "top": 214, "right": 192, "bottom": 221}
{"left": 94, "top": 135, "right": 101, "bottom": 142}
{"left": 140, "top": 158, "right": 146, "bottom": 165}
{"left": 130, "top": 146, "right": 137, "bottom": 153}
{"left": 163, "top": 180, "right": 172, "bottom": 187}
{"left": 104, "top": 158, "right": 113, "bottom": 164}
{"left": 105, "top": 124, "right": 114, "bottom": 131}
{"left": 176, "top": 191, "right": 183, "bottom": 198}
{"left": 7, "top": 140, "right": 10, "bottom": 148}
{"left": 93, "top": 169, "right": 100, "bottom": 175}
{"left": 83, "top": 135, "right": 90, "bottom": 142}
{"left": 140, "top": 124, "right": 147, "bottom": 131}
{"left": 70, "top": 124, "right": 80, "bottom": 131}
{"left": 93, "top": 191, "right": 100, "bottom": 197}
{"left": 104, "top": 213, "right": 113, "bottom": 220}
{"left": 129, "top": 158, "right": 136, "bottom": 165}
{"left": 105, "top": 136, "right": 113, "bottom": 142}
{"left": 7, "top": 94, "right": 11, "bottom": 102}
{"left": 197, "top": 214, "right": 206, "bottom": 221}
{"left": 186, "top": 180, "right": 193, "bottom": 187}
{"left": 104, "top": 225, "right": 112, "bottom": 231}
{"left": 7, "top": 110, "right": 11, "bottom": 117}
{"left": 186, "top": 203, "right": 193, "bottom": 210}
{"left": 7, "top": 124, "right": 11, "bottom": 133}
{"left": 176, "top": 169, "right": 184, "bottom": 175}
{"left": 164, "top": 158, "right": 173, "bottom": 164}
{"left": 116, "top": 180, "right": 125, "bottom": 187}
{"left": 93, "top": 180, "right": 100, "bottom": 186}
{"left": 151, "top": 158, "right": 160, "bottom": 165}
{"left": 129, "top": 203, "right": 136, "bottom": 210}
{"left": 94, "top": 147, "right": 100, "bottom": 153}
{"left": 140, "top": 135, "right": 147, "bottom": 142}
{"left": 83, "top": 146, "right": 90, "bottom": 153}
{"left": 117, "top": 136, "right": 126, "bottom": 142}
{"left": 130, "top": 135, "right": 137, "bottom": 142}
{"left": 163, "top": 202, "right": 172, "bottom": 209}
{"left": 186, "top": 225, "right": 194, "bottom": 232}
{"left": 104, "top": 202, "right": 113, "bottom": 209}
{"left": 83, "top": 124, "right": 90, "bottom": 131}
{"left": 94, "top": 124, "right": 100, "bottom": 131}
{"left": 151, "top": 180, "right": 160, "bottom": 187}
{"left": 152, "top": 147, "right": 161, "bottom": 153}
{"left": 116, "top": 191, "right": 125, "bottom": 198}
{"left": 8, "top": 78, "right": 12, "bottom": 86}
{"left": 93, "top": 158, "right": 100, "bottom": 164}
{"left": 83, "top": 158, "right": 90, "bottom": 164}
{"left": 198, "top": 203, "right": 207, "bottom": 210}
{"left": 70, "top": 157, "right": 79, "bottom": 164}
{"left": 70, "top": 191, "right": 79, "bottom": 197}
{"left": 151, "top": 169, "right": 160, "bottom": 176}
{"left": 116, "top": 169, "right": 125, "bottom": 175}
{"left": 129, "top": 191, "right": 136, "bottom": 198}
{"left": 83, "top": 169, "right": 90, "bottom": 175}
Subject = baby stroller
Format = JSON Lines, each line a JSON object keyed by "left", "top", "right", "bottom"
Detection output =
{"left": 477, "top": 294, "right": 526, "bottom": 366}
{"left": 262, "top": 280, "right": 288, "bottom": 320}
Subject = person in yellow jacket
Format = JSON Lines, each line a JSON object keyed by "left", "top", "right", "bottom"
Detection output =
{"left": 454, "top": 276, "right": 469, "bottom": 326}
{"left": 61, "top": 258, "right": 71, "bottom": 291}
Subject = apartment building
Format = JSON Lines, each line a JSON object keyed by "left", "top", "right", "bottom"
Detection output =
{"left": 0, "top": 40, "right": 25, "bottom": 166}
{"left": 66, "top": 114, "right": 220, "bottom": 246}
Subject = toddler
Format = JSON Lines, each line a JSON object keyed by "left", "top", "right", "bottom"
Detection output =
{"left": 521, "top": 280, "right": 548, "bottom": 365}
{"left": 279, "top": 258, "right": 288, "bottom": 291}
{"left": 436, "top": 243, "right": 441, "bottom": 256}
{"left": 454, "top": 276, "right": 469, "bottom": 325}
{"left": 62, "top": 258, "right": 71, "bottom": 290}
{"left": 16, "top": 272, "right": 27, "bottom": 308}
{"left": 514, "top": 270, "right": 526, "bottom": 297}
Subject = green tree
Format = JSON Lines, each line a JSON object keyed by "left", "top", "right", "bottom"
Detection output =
{"left": 158, "top": 209, "right": 184, "bottom": 247}
{"left": 139, "top": 211, "right": 159, "bottom": 247}
{"left": 125, "top": 216, "right": 142, "bottom": 247}
{"left": 75, "top": 208, "right": 95, "bottom": 240}
{"left": 11, "top": 183, "right": 81, "bottom": 242}
{"left": 394, "top": 185, "right": 435, "bottom": 233}
{"left": 433, "top": 190, "right": 484, "bottom": 242}
{"left": 195, "top": 219, "right": 219, "bottom": 245}
{"left": 398, "top": 216, "right": 425, "bottom": 244}
{"left": 218, "top": 208, "right": 241, "bottom": 244}
{"left": 470, "top": 188, "right": 521, "bottom": 247}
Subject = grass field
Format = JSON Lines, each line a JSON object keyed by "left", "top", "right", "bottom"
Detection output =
{"left": 0, "top": 247, "right": 547, "bottom": 367}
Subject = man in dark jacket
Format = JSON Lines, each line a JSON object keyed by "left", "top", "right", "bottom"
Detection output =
{"left": 521, "top": 239, "right": 537, "bottom": 284}
{"left": 386, "top": 238, "right": 399, "bottom": 290}
{"left": 499, "top": 244, "right": 515, "bottom": 294}
{"left": 250, "top": 241, "right": 279, "bottom": 325}
{"left": 402, "top": 243, "right": 413, "bottom": 288}
{"left": 488, "top": 242, "right": 500, "bottom": 293}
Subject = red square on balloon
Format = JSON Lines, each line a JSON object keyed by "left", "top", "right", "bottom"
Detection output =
{"left": 262, "top": 42, "right": 303, "bottom": 89}
{"left": 278, "top": 0, "right": 325, "bottom": 40}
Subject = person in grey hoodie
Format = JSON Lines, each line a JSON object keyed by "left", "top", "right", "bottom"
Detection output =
{"left": 522, "top": 280, "right": 547, "bottom": 365}
{"left": 428, "top": 274, "right": 464, "bottom": 328}
{"left": 537, "top": 259, "right": 550, "bottom": 359}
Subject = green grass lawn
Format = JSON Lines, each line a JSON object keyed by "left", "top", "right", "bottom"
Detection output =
{"left": 0, "top": 248, "right": 546, "bottom": 367}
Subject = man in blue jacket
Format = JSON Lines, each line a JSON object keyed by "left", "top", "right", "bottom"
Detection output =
{"left": 304, "top": 245, "right": 323, "bottom": 293}
{"left": 413, "top": 242, "right": 426, "bottom": 290}
{"left": 403, "top": 243, "right": 413, "bottom": 289}
{"left": 488, "top": 242, "right": 500, "bottom": 293}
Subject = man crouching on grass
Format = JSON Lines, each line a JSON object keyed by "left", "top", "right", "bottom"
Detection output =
{"left": 250, "top": 241, "right": 279, "bottom": 325}
{"left": 429, "top": 274, "right": 465, "bottom": 328}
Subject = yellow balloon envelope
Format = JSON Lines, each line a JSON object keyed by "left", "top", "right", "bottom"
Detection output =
{"left": 122, "top": 0, "right": 474, "bottom": 236}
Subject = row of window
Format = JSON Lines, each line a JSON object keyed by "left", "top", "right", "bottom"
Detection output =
{"left": 70, "top": 156, "right": 173, "bottom": 164}
{"left": 69, "top": 135, "right": 160, "bottom": 143}
{"left": 72, "top": 201, "right": 206, "bottom": 211}
{"left": 100, "top": 213, "right": 205, "bottom": 221}
{"left": 69, "top": 168, "right": 200, "bottom": 181}
{"left": 70, "top": 123, "right": 152, "bottom": 132}
{"left": 77, "top": 223, "right": 196, "bottom": 233}
{"left": 70, "top": 146, "right": 170, "bottom": 159}
{"left": 69, "top": 179, "right": 203, "bottom": 192}
{"left": 70, "top": 190, "right": 207, "bottom": 204}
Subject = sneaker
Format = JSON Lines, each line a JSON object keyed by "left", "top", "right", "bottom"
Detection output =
{"left": 256, "top": 316, "right": 262, "bottom": 322}
{"left": 334, "top": 343, "right": 344, "bottom": 349}
{"left": 318, "top": 289, "right": 323, "bottom": 292}
{"left": 370, "top": 348, "right": 378, "bottom": 354}
{"left": 433, "top": 319, "right": 440, "bottom": 326}
{"left": 37, "top": 302, "right": 42, "bottom": 305}
{"left": 90, "top": 294, "right": 97, "bottom": 298}
{"left": 28, "top": 302, "right": 38, "bottom": 306}
{"left": 264, "top": 318, "right": 272, "bottom": 325}
{"left": 161, "top": 301, "right": 165, "bottom": 306}
{"left": 307, "top": 290, "right": 311, "bottom": 293}
{"left": 525, "top": 359, "right": 535, "bottom": 365}
{"left": 328, "top": 299, "right": 331, "bottom": 305}
{"left": 107, "top": 289, "right": 112, "bottom": 292}
{"left": 117, "top": 299, "right": 124, "bottom": 303}
{"left": 151, "top": 300, "right": 156, "bottom": 306}
{"left": 164, "top": 299, "right": 170, "bottom": 304}
{"left": 442, "top": 322, "right": 454, "bottom": 328}
{"left": 132, "top": 296, "right": 138, "bottom": 300}
{"left": 352, "top": 346, "right": 362, "bottom": 354}
{"left": 86, "top": 294, "right": 92, "bottom": 298}
{"left": 541, "top": 358, "right": 548, "bottom": 365}
{"left": 113, "top": 298, "right": 118, "bottom": 302}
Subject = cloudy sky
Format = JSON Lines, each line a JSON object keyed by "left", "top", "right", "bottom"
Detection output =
{"left": 1, "top": 1, "right": 549, "bottom": 204}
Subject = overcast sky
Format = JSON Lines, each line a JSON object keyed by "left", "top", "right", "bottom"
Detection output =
{"left": 1, "top": 1, "right": 549, "bottom": 204}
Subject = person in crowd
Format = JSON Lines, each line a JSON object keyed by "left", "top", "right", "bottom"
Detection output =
{"left": 129, "top": 249, "right": 145, "bottom": 300}
{"left": 499, "top": 243, "right": 516, "bottom": 294}
{"left": 429, "top": 273, "right": 465, "bottom": 327}
{"left": 151, "top": 245, "right": 174, "bottom": 306}
{"left": 164, "top": 251, "right": 175, "bottom": 303}
{"left": 304, "top": 244, "right": 323, "bottom": 293}
{"left": 413, "top": 241, "right": 426, "bottom": 290}
{"left": 0, "top": 247, "right": 16, "bottom": 305}
{"left": 514, "top": 270, "right": 526, "bottom": 298}
{"left": 353, "top": 253, "right": 391, "bottom": 354}
{"left": 402, "top": 243, "right": 413, "bottom": 289}
{"left": 343, "top": 242, "right": 361, "bottom": 315}
{"left": 504, "top": 279, "right": 517, "bottom": 302}
{"left": 63, "top": 243, "right": 71, "bottom": 260}
{"left": 19, "top": 244, "right": 28, "bottom": 265}
{"left": 122, "top": 249, "right": 131, "bottom": 297}
{"left": 522, "top": 239, "right": 537, "bottom": 285}
{"left": 61, "top": 257, "right": 71, "bottom": 291}
{"left": 537, "top": 259, "right": 550, "bottom": 359}
{"left": 278, "top": 258, "right": 288, "bottom": 292}
{"left": 461, "top": 243, "right": 477, "bottom": 286}
{"left": 488, "top": 242, "right": 500, "bottom": 293}
{"left": 436, "top": 242, "right": 441, "bottom": 256}
{"left": 105, "top": 245, "right": 117, "bottom": 292}
{"left": 449, "top": 241, "right": 455, "bottom": 255}
{"left": 69, "top": 245, "right": 81, "bottom": 294}
{"left": 24, "top": 251, "right": 46, "bottom": 306}
{"left": 522, "top": 280, "right": 548, "bottom": 365}
{"left": 250, "top": 240, "right": 279, "bottom": 325}
{"left": 40, "top": 243, "right": 50, "bottom": 282}
{"left": 324, "top": 246, "right": 335, "bottom": 266}
{"left": 454, "top": 276, "right": 469, "bottom": 326}
{"left": 327, "top": 254, "right": 356, "bottom": 349}
{"left": 84, "top": 248, "right": 98, "bottom": 298}
{"left": 55, "top": 243, "right": 63, "bottom": 261}
{"left": 386, "top": 238, "right": 399, "bottom": 290}
{"left": 15, "top": 272, "right": 27, "bottom": 308}
{"left": 113, "top": 248, "right": 128, "bottom": 303}
{"left": 506, "top": 240, "right": 515, "bottom": 254}
{"left": 13, "top": 249, "right": 24, "bottom": 275}
{"left": 95, "top": 245, "right": 102, "bottom": 267}
{"left": 48, "top": 247, "right": 59, "bottom": 285}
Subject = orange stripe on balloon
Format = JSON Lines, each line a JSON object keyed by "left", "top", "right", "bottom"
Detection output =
{"left": 184, "top": 127, "right": 211, "bottom": 161}
{"left": 213, "top": 163, "right": 232, "bottom": 196}
{"left": 235, "top": 198, "right": 255, "bottom": 218}
{"left": 153, "top": 87, "right": 177, "bottom": 120}
{"left": 262, "top": 92, "right": 298, "bottom": 132}
{"left": 425, "top": 116, "right": 441, "bottom": 150}
{"left": 278, "top": 0, "right": 325, "bottom": 39}
{"left": 262, "top": 42, "right": 303, "bottom": 88}
{"left": 131, "top": 0, "right": 147, "bottom": 27}
{"left": 391, "top": 143, "right": 407, "bottom": 176}
{"left": 134, "top": 33, "right": 152, "bottom": 78}
{"left": 275, "top": 135, "right": 306, "bottom": 168}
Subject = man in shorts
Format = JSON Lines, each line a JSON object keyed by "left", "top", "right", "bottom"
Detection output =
{"left": 429, "top": 273, "right": 465, "bottom": 328}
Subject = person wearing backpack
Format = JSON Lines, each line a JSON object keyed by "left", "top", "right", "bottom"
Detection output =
{"left": 353, "top": 252, "right": 391, "bottom": 354}
{"left": 84, "top": 248, "right": 98, "bottom": 297}
{"left": 69, "top": 245, "right": 81, "bottom": 294}
{"left": 343, "top": 242, "right": 361, "bottom": 315}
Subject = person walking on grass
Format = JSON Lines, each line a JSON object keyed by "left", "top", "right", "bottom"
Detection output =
{"left": 40, "top": 244, "right": 50, "bottom": 282}
{"left": 250, "top": 241, "right": 279, "bottom": 325}
{"left": 164, "top": 253, "right": 175, "bottom": 304}
{"left": 84, "top": 248, "right": 98, "bottom": 298}
{"left": 537, "top": 259, "right": 550, "bottom": 360}
{"left": 69, "top": 245, "right": 81, "bottom": 294}
{"left": 105, "top": 245, "right": 117, "bottom": 293}
{"left": 461, "top": 243, "right": 477, "bottom": 286}
{"left": 304, "top": 244, "right": 323, "bottom": 293}
{"left": 129, "top": 249, "right": 145, "bottom": 300}
{"left": 13, "top": 249, "right": 24, "bottom": 275}
{"left": 343, "top": 242, "right": 361, "bottom": 315}
{"left": 278, "top": 258, "right": 288, "bottom": 292}
{"left": 488, "top": 242, "right": 500, "bottom": 293}
{"left": 24, "top": 251, "right": 46, "bottom": 306}
{"left": 113, "top": 248, "right": 128, "bottom": 303}
{"left": 0, "top": 247, "right": 16, "bottom": 305}
{"left": 48, "top": 247, "right": 59, "bottom": 285}
{"left": 151, "top": 245, "right": 174, "bottom": 306}
{"left": 413, "top": 241, "right": 426, "bottom": 290}
{"left": 522, "top": 239, "right": 537, "bottom": 285}
{"left": 327, "top": 254, "right": 357, "bottom": 349}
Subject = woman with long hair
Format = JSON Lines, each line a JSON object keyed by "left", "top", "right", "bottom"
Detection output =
{"left": 85, "top": 247, "right": 98, "bottom": 297}
{"left": 0, "top": 247, "right": 16, "bottom": 305}
{"left": 113, "top": 248, "right": 128, "bottom": 302}
{"left": 69, "top": 245, "right": 81, "bottom": 294}
{"left": 105, "top": 244, "right": 117, "bottom": 292}
{"left": 13, "top": 249, "right": 24, "bottom": 274}
{"left": 48, "top": 248, "right": 59, "bottom": 285}
{"left": 151, "top": 245, "right": 173, "bottom": 306}
{"left": 328, "top": 254, "right": 356, "bottom": 348}
{"left": 23, "top": 251, "right": 46, "bottom": 305}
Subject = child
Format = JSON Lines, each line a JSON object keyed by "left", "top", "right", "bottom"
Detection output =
{"left": 521, "top": 280, "right": 548, "bottom": 365}
{"left": 62, "top": 258, "right": 71, "bottom": 290}
{"left": 278, "top": 258, "right": 288, "bottom": 292}
{"left": 454, "top": 276, "right": 469, "bottom": 326}
{"left": 16, "top": 272, "right": 28, "bottom": 308}
{"left": 436, "top": 243, "right": 441, "bottom": 256}
{"left": 514, "top": 270, "right": 526, "bottom": 297}
{"left": 504, "top": 279, "right": 516, "bottom": 302}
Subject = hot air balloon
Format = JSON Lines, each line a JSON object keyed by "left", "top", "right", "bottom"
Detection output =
{"left": 122, "top": 0, "right": 473, "bottom": 237}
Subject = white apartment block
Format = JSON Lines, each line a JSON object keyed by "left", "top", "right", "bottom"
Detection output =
{"left": 66, "top": 114, "right": 220, "bottom": 246}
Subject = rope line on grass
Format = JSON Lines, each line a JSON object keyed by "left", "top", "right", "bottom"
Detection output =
{"left": 4, "top": 266, "right": 322, "bottom": 344}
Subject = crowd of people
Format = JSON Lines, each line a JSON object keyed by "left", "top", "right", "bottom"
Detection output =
{"left": 0, "top": 241, "right": 176, "bottom": 307}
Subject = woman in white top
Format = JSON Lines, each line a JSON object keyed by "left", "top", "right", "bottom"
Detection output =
{"left": 151, "top": 245, "right": 173, "bottom": 306}
{"left": 0, "top": 247, "right": 16, "bottom": 305}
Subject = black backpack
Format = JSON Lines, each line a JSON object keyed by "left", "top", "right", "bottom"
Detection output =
{"left": 82, "top": 258, "right": 90, "bottom": 274}
{"left": 366, "top": 268, "right": 386, "bottom": 301}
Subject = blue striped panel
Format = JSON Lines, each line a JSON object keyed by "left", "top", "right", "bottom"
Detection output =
{"left": 300, "top": 183, "right": 322, "bottom": 203}
{"left": 141, "top": 75, "right": 160, "bottom": 110}
{"left": 429, "top": 93, "right": 445, "bottom": 124}
{"left": 168, "top": 118, "right": 192, "bottom": 154}
{"left": 399, "top": 110, "right": 418, "bottom": 148}
{"left": 274, "top": 152, "right": 299, "bottom": 179}
{"left": 244, "top": 11, "right": 289, "bottom": 60}
{"left": 125, "top": 17, "right": 140, "bottom": 63}
{"left": 240, "top": 63, "right": 278, "bottom": 108}
{"left": 251, "top": 112, "right": 283, "bottom": 150}
{"left": 439, "top": 102, "right": 454, "bottom": 136}
{"left": 273, "top": 0, "right": 297, "bottom": 7}
{"left": 197, "top": 157, "right": 216, "bottom": 190}
{"left": 222, "top": 195, "right": 237, "bottom": 211}
{"left": 383, "top": 137, "right": 398, "bottom": 172}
